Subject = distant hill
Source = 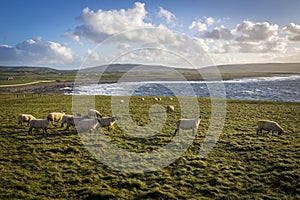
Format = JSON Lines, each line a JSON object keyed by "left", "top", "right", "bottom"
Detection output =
{"left": 215, "top": 63, "right": 300, "bottom": 74}
{"left": 1, "top": 63, "right": 300, "bottom": 82}
{"left": 79, "top": 63, "right": 176, "bottom": 73}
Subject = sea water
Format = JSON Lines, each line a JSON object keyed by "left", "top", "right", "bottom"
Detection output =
{"left": 65, "top": 75, "right": 300, "bottom": 102}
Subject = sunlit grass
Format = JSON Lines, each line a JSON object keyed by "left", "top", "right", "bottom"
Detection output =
{"left": 0, "top": 93, "right": 299, "bottom": 199}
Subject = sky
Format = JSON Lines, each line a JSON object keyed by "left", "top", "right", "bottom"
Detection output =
{"left": 1, "top": 0, "right": 300, "bottom": 69}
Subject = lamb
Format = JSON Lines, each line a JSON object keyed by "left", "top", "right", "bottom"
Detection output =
{"left": 18, "top": 114, "right": 36, "bottom": 125}
{"left": 256, "top": 120, "right": 283, "bottom": 135}
{"left": 76, "top": 119, "right": 100, "bottom": 132}
{"left": 65, "top": 115, "right": 89, "bottom": 131}
{"left": 166, "top": 105, "right": 175, "bottom": 112}
{"left": 47, "top": 112, "right": 65, "bottom": 125}
{"left": 98, "top": 116, "right": 118, "bottom": 131}
{"left": 28, "top": 118, "right": 50, "bottom": 134}
{"left": 87, "top": 109, "right": 103, "bottom": 119}
{"left": 174, "top": 116, "right": 201, "bottom": 134}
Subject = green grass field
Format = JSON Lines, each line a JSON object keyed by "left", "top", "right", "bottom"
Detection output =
{"left": 0, "top": 93, "right": 299, "bottom": 199}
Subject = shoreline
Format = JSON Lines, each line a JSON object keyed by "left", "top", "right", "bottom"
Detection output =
{"left": 0, "top": 72, "right": 299, "bottom": 95}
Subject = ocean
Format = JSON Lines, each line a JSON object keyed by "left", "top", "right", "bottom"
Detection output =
{"left": 65, "top": 75, "right": 300, "bottom": 102}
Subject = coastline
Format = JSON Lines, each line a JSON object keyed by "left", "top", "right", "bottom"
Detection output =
{"left": 0, "top": 72, "right": 299, "bottom": 94}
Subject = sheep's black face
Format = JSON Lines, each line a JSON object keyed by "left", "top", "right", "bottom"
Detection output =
{"left": 278, "top": 130, "right": 283, "bottom": 135}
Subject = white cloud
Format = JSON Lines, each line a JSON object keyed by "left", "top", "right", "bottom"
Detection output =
{"left": 0, "top": 38, "right": 73, "bottom": 65}
{"left": 283, "top": 23, "right": 300, "bottom": 41}
{"left": 235, "top": 21, "right": 279, "bottom": 42}
{"left": 70, "top": 2, "right": 152, "bottom": 43}
{"left": 204, "top": 25, "right": 233, "bottom": 40}
{"left": 157, "top": 7, "right": 176, "bottom": 24}
{"left": 233, "top": 21, "right": 286, "bottom": 53}
{"left": 198, "top": 21, "right": 288, "bottom": 54}
{"left": 189, "top": 20, "right": 207, "bottom": 32}
{"left": 205, "top": 17, "right": 215, "bottom": 26}
{"left": 65, "top": 2, "right": 210, "bottom": 68}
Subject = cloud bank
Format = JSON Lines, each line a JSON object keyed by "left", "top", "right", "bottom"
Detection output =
{"left": 0, "top": 37, "right": 72, "bottom": 66}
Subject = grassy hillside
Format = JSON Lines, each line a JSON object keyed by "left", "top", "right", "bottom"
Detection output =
{"left": 1, "top": 63, "right": 300, "bottom": 86}
{"left": 0, "top": 93, "right": 299, "bottom": 199}
{"left": 0, "top": 66, "right": 76, "bottom": 85}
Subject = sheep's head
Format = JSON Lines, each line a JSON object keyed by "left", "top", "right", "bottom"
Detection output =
{"left": 278, "top": 129, "right": 283, "bottom": 135}
{"left": 97, "top": 113, "right": 103, "bottom": 118}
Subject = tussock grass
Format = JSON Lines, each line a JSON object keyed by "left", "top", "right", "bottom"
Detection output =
{"left": 0, "top": 93, "right": 299, "bottom": 199}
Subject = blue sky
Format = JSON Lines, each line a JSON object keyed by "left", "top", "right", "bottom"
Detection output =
{"left": 1, "top": 0, "right": 300, "bottom": 69}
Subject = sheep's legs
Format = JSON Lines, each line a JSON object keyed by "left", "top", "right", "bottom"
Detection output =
{"left": 43, "top": 128, "right": 47, "bottom": 134}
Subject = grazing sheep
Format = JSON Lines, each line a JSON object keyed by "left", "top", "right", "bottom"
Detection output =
{"left": 166, "top": 105, "right": 175, "bottom": 112}
{"left": 154, "top": 97, "right": 159, "bottom": 101}
{"left": 76, "top": 119, "right": 100, "bottom": 132}
{"left": 174, "top": 116, "right": 202, "bottom": 134}
{"left": 158, "top": 98, "right": 162, "bottom": 101}
{"left": 98, "top": 116, "right": 118, "bottom": 131}
{"left": 87, "top": 109, "right": 103, "bottom": 119}
{"left": 169, "top": 97, "right": 173, "bottom": 101}
{"left": 60, "top": 114, "right": 81, "bottom": 128}
{"left": 28, "top": 119, "right": 50, "bottom": 134}
{"left": 256, "top": 120, "right": 283, "bottom": 135}
{"left": 141, "top": 98, "right": 145, "bottom": 101}
{"left": 18, "top": 114, "right": 36, "bottom": 125}
{"left": 120, "top": 100, "right": 124, "bottom": 103}
{"left": 47, "top": 112, "right": 65, "bottom": 125}
{"left": 65, "top": 115, "right": 89, "bottom": 131}
{"left": 60, "top": 115, "right": 74, "bottom": 128}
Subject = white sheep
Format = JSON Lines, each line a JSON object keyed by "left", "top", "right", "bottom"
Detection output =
{"left": 256, "top": 120, "right": 283, "bottom": 135}
{"left": 141, "top": 98, "right": 145, "bottom": 101}
{"left": 166, "top": 105, "right": 175, "bottom": 112}
{"left": 18, "top": 114, "right": 36, "bottom": 125}
{"left": 174, "top": 116, "right": 202, "bottom": 134}
{"left": 65, "top": 115, "right": 89, "bottom": 131}
{"left": 60, "top": 113, "right": 82, "bottom": 128}
{"left": 87, "top": 109, "right": 103, "bottom": 119}
{"left": 120, "top": 100, "right": 124, "bottom": 103}
{"left": 154, "top": 97, "right": 159, "bottom": 101}
{"left": 169, "top": 97, "right": 173, "bottom": 101}
{"left": 28, "top": 119, "right": 50, "bottom": 134}
{"left": 98, "top": 116, "right": 118, "bottom": 131}
{"left": 60, "top": 115, "right": 74, "bottom": 128}
{"left": 76, "top": 119, "right": 100, "bottom": 132}
{"left": 47, "top": 112, "right": 65, "bottom": 125}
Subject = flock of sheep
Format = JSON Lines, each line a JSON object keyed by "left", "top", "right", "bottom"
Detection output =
{"left": 18, "top": 98, "right": 284, "bottom": 135}
{"left": 18, "top": 109, "right": 118, "bottom": 134}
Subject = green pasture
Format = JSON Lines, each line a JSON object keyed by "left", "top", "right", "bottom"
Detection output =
{"left": 0, "top": 93, "right": 299, "bottom": 199}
